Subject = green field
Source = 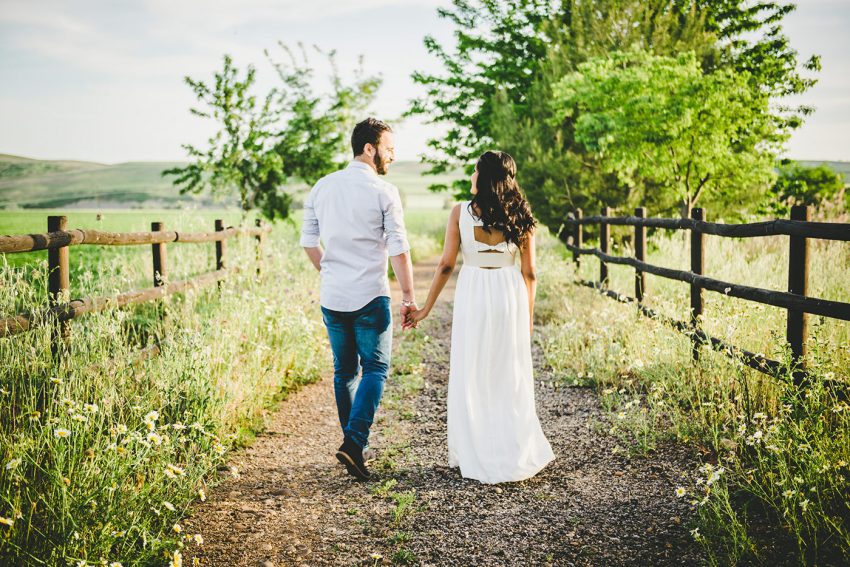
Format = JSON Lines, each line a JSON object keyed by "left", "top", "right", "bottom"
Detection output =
{"left": 0, "top": 154, "right": 457, "bottom": 292}
{"left": 0, "top": 153, "right": 462, "bottom": 210}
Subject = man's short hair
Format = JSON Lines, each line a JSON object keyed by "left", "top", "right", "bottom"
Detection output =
{"left": 351, "top": 118, "right": 392, "bottom": 157}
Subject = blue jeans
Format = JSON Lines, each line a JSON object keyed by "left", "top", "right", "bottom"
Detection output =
{"left": 321, "top": 296, "right": 392, "bottom": 449}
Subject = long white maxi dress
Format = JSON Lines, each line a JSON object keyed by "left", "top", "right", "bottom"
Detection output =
{"left": 447, "top": 202, "right": 555, "bottom": 484}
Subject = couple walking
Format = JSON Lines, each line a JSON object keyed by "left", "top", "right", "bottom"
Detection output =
{"left": 300, "top": 118, "right": 554, "bottom": 484}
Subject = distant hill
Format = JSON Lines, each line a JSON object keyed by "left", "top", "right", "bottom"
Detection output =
{"left": 0, "top": 154, "right": 457, "bottom": 210}
{"left": 0, "top": 154, "right": 223, "bottom": 209}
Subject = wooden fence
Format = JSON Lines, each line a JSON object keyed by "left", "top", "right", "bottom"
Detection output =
{"left": 0, "top": 215, "right": 270, "bottom": 363}
{"left": 559, "top": 204, "right": 850, "bottom": 384}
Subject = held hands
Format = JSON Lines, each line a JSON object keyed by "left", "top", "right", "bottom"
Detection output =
{"left": 400, "top": 300, "right": 419, "bottom": 331}
{"left": 406, "top": 306, "right": 429, "bottom": 329}
{"left": 400, "top": 300, "right": 428, "bottom": 331}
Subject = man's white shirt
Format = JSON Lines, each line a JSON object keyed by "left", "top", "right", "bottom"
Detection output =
{"left": 299, "top": 160, "right": 410, "bottom": 312}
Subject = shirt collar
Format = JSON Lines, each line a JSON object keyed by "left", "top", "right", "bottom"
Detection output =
{"left": 348, "top": 160, "right": 377, "bottom": 175}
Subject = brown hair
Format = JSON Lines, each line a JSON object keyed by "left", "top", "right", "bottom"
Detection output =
{"left": 469, "top": 151, "right": 536, "bottom": 248}
{"left": 351, "top": 117, "right": 392, "bottom": 157}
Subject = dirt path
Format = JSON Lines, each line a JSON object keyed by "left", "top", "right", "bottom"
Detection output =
{"left": 183, "top": 258, "right": 704, "bottom": 566}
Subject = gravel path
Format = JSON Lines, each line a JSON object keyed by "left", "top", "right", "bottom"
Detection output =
{"left": 182, "top": 258, "right": 705, "bottom": 566}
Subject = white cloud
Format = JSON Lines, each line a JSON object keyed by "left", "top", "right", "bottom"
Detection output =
{"left": 138, "top": 0, "right": 449, "bottom": 28}
{"left": 0, "top": 0, "right": 92, "bottom": 34}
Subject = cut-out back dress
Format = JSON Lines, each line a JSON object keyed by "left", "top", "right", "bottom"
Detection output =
{"left": 447, "top": 202, "right": 555, "bottom": 483}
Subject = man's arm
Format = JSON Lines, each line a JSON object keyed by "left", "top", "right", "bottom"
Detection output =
{"left": 304, "top": 246, "right": 323, "bottom": 271}
{"left": 299, "top": 187, "right": 322, "bottom": 271}
{"left": 389, "top": 252, "right": 416, "bottom": 328}
{"left": 383, "top": 185, "right": 415, "bottom": 328}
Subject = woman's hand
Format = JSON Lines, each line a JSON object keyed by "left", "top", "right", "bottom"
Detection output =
{"left": 406, "top": 307, "right": 430, "bottom": 328}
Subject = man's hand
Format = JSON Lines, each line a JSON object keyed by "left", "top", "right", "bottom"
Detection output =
{"left": 400, "top": 301, "right": 418, "bottom": 331}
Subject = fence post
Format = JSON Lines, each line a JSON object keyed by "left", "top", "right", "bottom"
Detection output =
{"left": 634, "top": 207, "right": 646, "bottom": 302}
{"left": 215, "top": 219, "right": 225, "bottom": 271}
{"left": 690, "top": 208, "right": 705, "bottom": 362}
{"left": 48, "top": 215, "right": 70, "bottom": 366}
{"left": 786, "top": 204, "right": 810, "bottom": 383}
{"left": 599, "top": 206, "right": 610, "bottom": 287}
{"left": 255, "top": 218, "right": 263, "bottom": 276}
{"left": 151, "top": 222, "right": 167, "bottom": 287}
{"left": 573, "top": 208, "right": 583, "bottom": 269}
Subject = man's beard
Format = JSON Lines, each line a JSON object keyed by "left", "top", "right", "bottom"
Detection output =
{"left": 373, "top": 151, "right": 389, "bottom": 175}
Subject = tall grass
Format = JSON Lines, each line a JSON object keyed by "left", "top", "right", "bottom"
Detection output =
{"left": 535, "top": 228, "right": 849, "bottom": 565}
{"left": 0, "top": 219, "right": 329, "bottom": 565}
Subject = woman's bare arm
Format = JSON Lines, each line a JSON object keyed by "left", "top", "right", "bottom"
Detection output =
{"left": 409, "top": 204, "right": 462, "bottom": 325}
{"left": 520, "top": 230, "right": 537, "bottom": 335}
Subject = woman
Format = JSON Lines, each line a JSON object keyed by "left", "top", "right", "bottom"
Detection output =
{"left": 408, "top": 150, "right": 555, "bottom": 484}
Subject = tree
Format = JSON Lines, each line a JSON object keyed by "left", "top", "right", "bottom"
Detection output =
{"left": 166, "top": 46, "right": 381, "bottom": 220}
{"left": 549, "top": 49, "right": 783, "bottom": 217}
{"left": 489, "top": 0, "right": 717, "bottom": 228}
{"left": 411, "top": 0, "right": 819, "bottom": 229}
{"left": 763, "top": 160, "right": 846, "bottom": 216}
{"left": 407, "top": 0, "right": 555, "bottom": 197}
{"left": 164, "top": 55, "right": 286, "bottom": 218}
{"left": 267, "top": 44, "right": 381, "bottom": 188}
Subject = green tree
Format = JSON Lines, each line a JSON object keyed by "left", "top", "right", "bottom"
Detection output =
{"left": 166, "top": 46, "right": 381, "bottom": 220}
{"left": 764, "top": 160, "right": 846, "bottom": 215}
{"left": 164, "top": 55, "right": 286, "bottom": 218}
{"left": 549, "top": 49, "right": 783, "bottom": 217}
{"left": 407, "top": 0, "right": 555, "bottom": 197}
{"left": 412, "top": 0, "right": 819, "bottom": 228}
{"left": 489, "top": 0, "right": 716, "bottom": 228}
{"left": 267, "top": 44, "right": 381, "bottom": 188}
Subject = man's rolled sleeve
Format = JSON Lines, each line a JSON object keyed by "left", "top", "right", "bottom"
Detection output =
{"left": 382, "top": 185, "right": 410, "bottom": 257}
{"left": 299, "top": 190, "right": 321, "bottom": 248}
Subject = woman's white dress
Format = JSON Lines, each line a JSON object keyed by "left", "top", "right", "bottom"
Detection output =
{"left": 447, "top": 202, "right": 555, "bottom": 484}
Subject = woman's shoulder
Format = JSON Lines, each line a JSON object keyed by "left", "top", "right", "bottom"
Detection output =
{"left": 449, "top": 202, "right": 464, "bottom": 222}
{"left": 451, "top": 201, "right": 473, "bottom": 216}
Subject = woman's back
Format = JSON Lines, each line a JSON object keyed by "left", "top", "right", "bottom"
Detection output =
{"left": 458, "top": 202, "right": 518, "bottom": 270}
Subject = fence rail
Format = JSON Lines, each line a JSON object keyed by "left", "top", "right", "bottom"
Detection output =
{"left": 563, "top": 215, "right": 850, "bottom": 241}
{"left": 1, "top": 216, "right": 270, "bottom": 363}
{"left": 0, "top": 225, "right": 266, "bottom": 254}
{"left": 560, "top": 204, "right": 849, "bottom": 384}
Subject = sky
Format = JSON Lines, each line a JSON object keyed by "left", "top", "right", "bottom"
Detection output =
{"left": 0, "top": 0, "right": 848, "bottom": 164}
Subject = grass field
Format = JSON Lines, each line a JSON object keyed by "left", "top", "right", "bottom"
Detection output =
{"left": 0, "top": 216, "right": 331, "bottom": 564}
{"left": 535, "top": 228, "right": 850, "bottom": 565}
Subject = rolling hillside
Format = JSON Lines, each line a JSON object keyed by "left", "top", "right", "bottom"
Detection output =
{"left": 0, "top": 154, "right": 221, "bottom": 209}
{"left": 0, "top": 154, "right": 459, "bottom": 210}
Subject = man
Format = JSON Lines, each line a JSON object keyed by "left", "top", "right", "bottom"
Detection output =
{"left": 300, "top": 117, "right": 417, "bottom": 481}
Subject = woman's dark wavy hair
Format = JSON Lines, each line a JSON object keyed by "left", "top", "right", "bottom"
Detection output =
{"left": 468, "top": 151, "right": 536, "bottom": 248}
